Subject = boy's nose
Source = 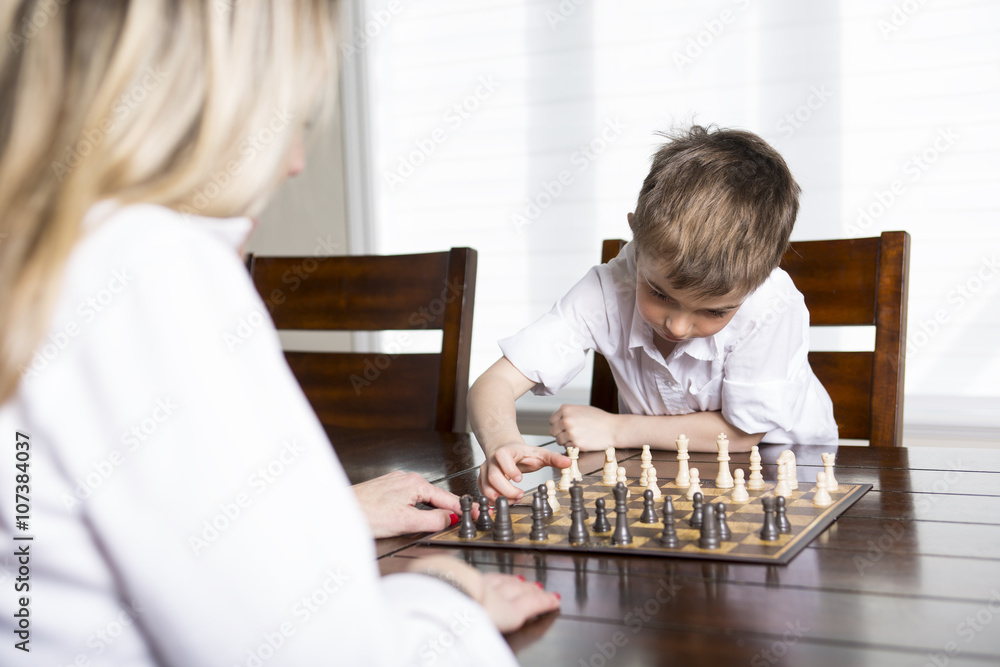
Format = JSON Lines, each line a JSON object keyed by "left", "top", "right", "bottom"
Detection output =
{"left": 666, "top": 314, "right": 692, "bottom": 338}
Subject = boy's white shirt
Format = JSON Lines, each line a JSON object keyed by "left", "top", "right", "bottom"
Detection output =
{"left": 500, "top": 241, "right": 838, "bottom": 446}
{"left": 0, "top": 203, "right": 516, "bottom": 667}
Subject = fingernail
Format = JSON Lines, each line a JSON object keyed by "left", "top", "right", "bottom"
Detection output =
{"left": 516, "top": 574, "right": 525, "bottom": 581}
{"left": 534, "top": 581, "right": 544, "bottom": 589}
{"left": 449, "top": 513, "right": 460, "bottom": 526}
{"left": 554, "top": 592, "right": 561, "bottom": 600}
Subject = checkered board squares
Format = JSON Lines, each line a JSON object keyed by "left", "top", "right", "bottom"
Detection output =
{"left": 423, "top": 477, "right": 871, "bottom": 565}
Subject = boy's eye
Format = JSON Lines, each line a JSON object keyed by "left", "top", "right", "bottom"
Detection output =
{"left": 648, "top": 286, "right": 671, "bottom": 302}
{"left": 706, "top": 309, "right": 729, "bottom": 318}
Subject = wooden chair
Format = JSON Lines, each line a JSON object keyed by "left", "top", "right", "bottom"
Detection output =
{"left": 589, "top": 232, "right": 910, "bottom": 447}
{"left": 247, "top": 248, "right": 477, "bottom": 432}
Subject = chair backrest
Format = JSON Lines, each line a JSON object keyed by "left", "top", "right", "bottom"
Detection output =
{"left": 247, "top": 248, "right": 477, "bottom": 432}
{"left": 589, "top": 232, "right": 910, "bottom": 447}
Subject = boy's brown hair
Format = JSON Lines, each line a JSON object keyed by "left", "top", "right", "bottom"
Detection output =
{"left": 630, "top": 125, "right": 800, "bottom": 299}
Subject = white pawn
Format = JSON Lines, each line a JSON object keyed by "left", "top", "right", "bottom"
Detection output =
{"left": 639, "top": 444, "right": 652, "bottom": 487}
{"left": 558, "top": 464, "right": 573, "bottom": 491}
{"left": 545, "top": 480, "right": 561, "bottom": 512}
{"left": 568, "top": 445, "right": 583, "bottom": 481}
{"left": 773, "top": 461, "right": 792, "bottom": 498}
{"left": 616, "top": 466, "right": 630, "bottom": 497}
{"left": 821, "top": 452, "right": 839, "bottom": 491}
{"left": 731, "top": 469, "right": 749, "bottom": 503}
{"left": 747, "top": 445, "right": 765, "bottom": 490}
{"left": 675, "top": 434, "right": 691, "bottom": 487}
{"left": 685, "top": 468, "right": 702, "bottom": 501}
{"left": 602, "top": 447, "right": 618, "bottom": 485}
{"left": 813, "top": 472, "right": 833, "bottom": 507}
{"left": 646, "top": 466, "right": 662, "bottom": 499}
{"left": 715, "top": 433, "right": 733, "bottom": 489}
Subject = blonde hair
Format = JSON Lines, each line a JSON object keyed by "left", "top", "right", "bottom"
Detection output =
{"left": 631, "top": 125, "right": 800, "bottom": 299}
{"left": 0, "top": 0, "right": 337, "bottom": 403}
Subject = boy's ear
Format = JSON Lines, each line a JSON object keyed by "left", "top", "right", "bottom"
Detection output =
{"left": 627, "top": 212, "right": 635, "bottom": 232}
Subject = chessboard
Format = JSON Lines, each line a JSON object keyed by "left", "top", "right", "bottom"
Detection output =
{"left": 423, "top": 476, "right": 871, "bottom": 565}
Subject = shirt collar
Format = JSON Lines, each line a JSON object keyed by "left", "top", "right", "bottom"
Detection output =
{"left": 626, "top": 305, "right": 722, "bottom": 363}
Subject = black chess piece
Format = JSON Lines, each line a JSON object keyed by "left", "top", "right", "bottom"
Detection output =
{"left": 529, "top": 493, "right": 548, "bottom": 542}
{"left": 572, "top": 480, "right": 588, "bottom": 519}
{"left": 611, "top": 482, "right": 633, "bottom": 545}
{"left": 759, "top": 496, "right": 779, "bottom": 541}
{"left": 689, "top": 492, "right": 704, "bottom": 527}
{"left": 698, "top": 503, "right": 720, "bottom": 549}
{"left": 458, "top": 494, "right": 477, "bottom": 539}
{"left": 538, "top": 484, "right": 553, "bottom": 518}
{"left": 476, "top": 494, "right": 493, "bottom": 532}
{"left": 640, "top": 489, "right": 658, "bottom": 523}
{"left": 715, "top": 502, "right": 730, "bottom": 540}
{"left": 568, "top": 484, "right": 589, "bottom": 545}
{"left": 776, "top": 495, "right": 791, "bottom": 534}
{"left": 658, "top": 496, "right": 680, "bottom": 548}
{"left": 493, "top": 496, "right": 514, "bottom": 542}
{"left": 592, "top": 497, "right": 611, "bottom": 532}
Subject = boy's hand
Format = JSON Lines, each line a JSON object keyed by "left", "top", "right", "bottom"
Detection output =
{"left": 478, "top": 443, "right": 570, "bottom": 502}
{"left": 549, "top": 404, "right": 620, "bottom": 451}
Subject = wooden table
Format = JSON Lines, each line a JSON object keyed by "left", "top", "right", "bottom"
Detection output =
{"left": 328, "top": 427, "right": 1000, "bottom": 666}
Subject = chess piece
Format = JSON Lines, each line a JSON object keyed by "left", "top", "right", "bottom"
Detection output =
{"left": 640, "top": 489, "right": 658, "bottom": 523}
{"left": 748, "top": 445, "right": 765, "bottom": 490}
{"left": 658, "top": 496, "right": 680, "bottom": 547}
{"left": 611, "top": 482, "right": 632, "bottom": 545}
{"left": 773, "top": 461, "right": 792, "bottom": 498}
{"left": 568, "top": 445, "right": 583, "bottom": 482}
{"left": 529, "top": 493, "right": 548, "bottom": 542}
{"left": 616, "top": 467, "right": 630, "bottom": 497}
{"left": 731, "top": 469, "right": 750, "bottom": 502}
{"left": 813, "top": 472, "right": 834, "bottom": 507}
{"left": 759, "top": 496, "right": 779, "bottom": 541}
{"left": 698, "top": 503, "right": 720, "bottom": 550}
{"left": 778, "top": 450, "right": 798, "bottom": 490}
{"left": 538, "top": 483, "right": 552, "bottom": 518}
{"left": 688, "top": 492, "right": 704, "bottom": 527}
{"left": 602, "top": 447, "right": 618, "bottom": 485}
{"left": 675, "top": 434, "right": 691, "bottom": 487}
{"left": 458, "top": 495, "right": 477, "bottom": 538}
{"left": 775, "top": 495, "right": 791, "bottom": 533}
{"left": 544, "top": 480, "right": 560, "bottom": 512}
{"left": 715, "top": 502, "right": 731, "bottom": 540}
{"left": 572, "top": 480, "right": 588, "bottom": 519}
{"left": 685, "top": 468, "right": 702, "bottom": 500}
{"left": 646, "top": 467, "right": 662, "bottom": 499}
{"left": 592, "top": 497, "right": 611, "bottom": 532}
{"left": 639, "top": 444, "right": 652, "bottom": 486}
{"left": 568, "top": 484, "right": 589, "bottom": 545}
{"left": 821, "top": 452, "right": 839, "bottom": 491}
{"left": 715, "top": 433, "right": 734, "bottom": 488}
{"left": 559, "top": 464, "right": 573, "bottom": 491}
{"left": 476, "top": 495, "right": 493, "bottom": 531}
{"left": 493, "top": 497, "right": 514, "bottom": 541}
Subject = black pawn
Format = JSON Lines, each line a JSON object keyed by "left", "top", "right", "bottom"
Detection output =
{"left": 658, "top": 496, "right": 680, "bottom": 548}
{"left": 592, "top": 497, "right": 611, "bottom": 533}
{"left": 538, "top": 484, "right": 553, "bottom": 518}
{"left": 611, "top": 482, "right": 633, "bottom": 545}
{"left": 458, "top": 494, "right": 477, "bottom": 538}
{"left": 493, "top": 496, "right": 514, "bottom": 542}
{"left": 688, "top": 492, "right": 704, "bottom": 527}
{"left": 529, "top": 493, "right": 548, "bottom": 542}
{"left": 715, "top": 502, "right": 731, "bottom": 540}
{"left": 568, "top": 484, "right": 589, "bottom": 545}
{"left": 776, "top": 495, "right": 791, "bottom": 534}
{"left": 698, "top": 503, "right": 721, "bottom": 549}
{"left": 640, "top": 489, "right": 658, "bottom": 524}
{"left": 476, "top": 495, "right": 493, "bottom": 532}
{"left": 759, "top": 496, "right": 779, "bottom": 541}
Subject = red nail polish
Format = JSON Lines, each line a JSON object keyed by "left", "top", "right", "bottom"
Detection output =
{"left": 449, "top": 513, "right": 460, "bottom": 526}
{"left": 534, "top": 581, "right": 544, "bottom": 589}
{"left": 554, "top": 592, "right": 561, "bottom": 600}
{"left": 516, "top": 575, "right": 526, "bottom": 581}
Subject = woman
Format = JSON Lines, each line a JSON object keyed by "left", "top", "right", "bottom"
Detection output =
{"left": 0, "top": 2, "right": 557, "bottom": 664}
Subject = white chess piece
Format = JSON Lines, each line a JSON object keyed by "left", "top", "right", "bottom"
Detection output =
{"left": 545, "top": 480, "right": 561, "bottom": 512}
{"left": 646, "top": 466, "right": 662, "bottom": 499}
{"left": 813, "top": 472, "right": 833, "bottom": 507}
{"left": 675, "top": 434, "right": 691, "bottom": 487}
{"left": 568, "top": 445, "right": 583, "bottom": 481}
{"left": 778, "top": 450, "right": 798, "bottom": 490}
{"left": 616, "top": 466, "right": 630, "bottom": 498}
{"left": 685, "top": 468, "right": 703, "bottom": 500}
{"left": 731, "top": 469, "right": 750, "bottom": 502}
{"left": 715, "top": 433, "right": 734, "bottom": 489}
{"left": 558, "top": 464, "right": 573, "bottom": 491}
{"left": 773, "top": 461, "right": 792, "bottom": 498}
{"left": 821, "top": 452, "right": 839, "bottom": 491}
{"left": 747, "top": 445, "right": 765, "bottom": 490}
{"left": 639, "top": 444, "right": 652, "bottom": 487}
{"left": 602, "top": 447, "right": 618, "bottom": 485}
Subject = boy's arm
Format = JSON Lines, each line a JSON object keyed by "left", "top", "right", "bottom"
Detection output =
{"left": 549, "top": 405, "right": 765, "bottom": 453}
{"left": 470, "top": 357, "right": 571, "bottom": 500}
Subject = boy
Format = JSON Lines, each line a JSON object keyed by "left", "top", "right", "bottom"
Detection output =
{"left": 470, "top": 126, "right": 837, "bottom": 501}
